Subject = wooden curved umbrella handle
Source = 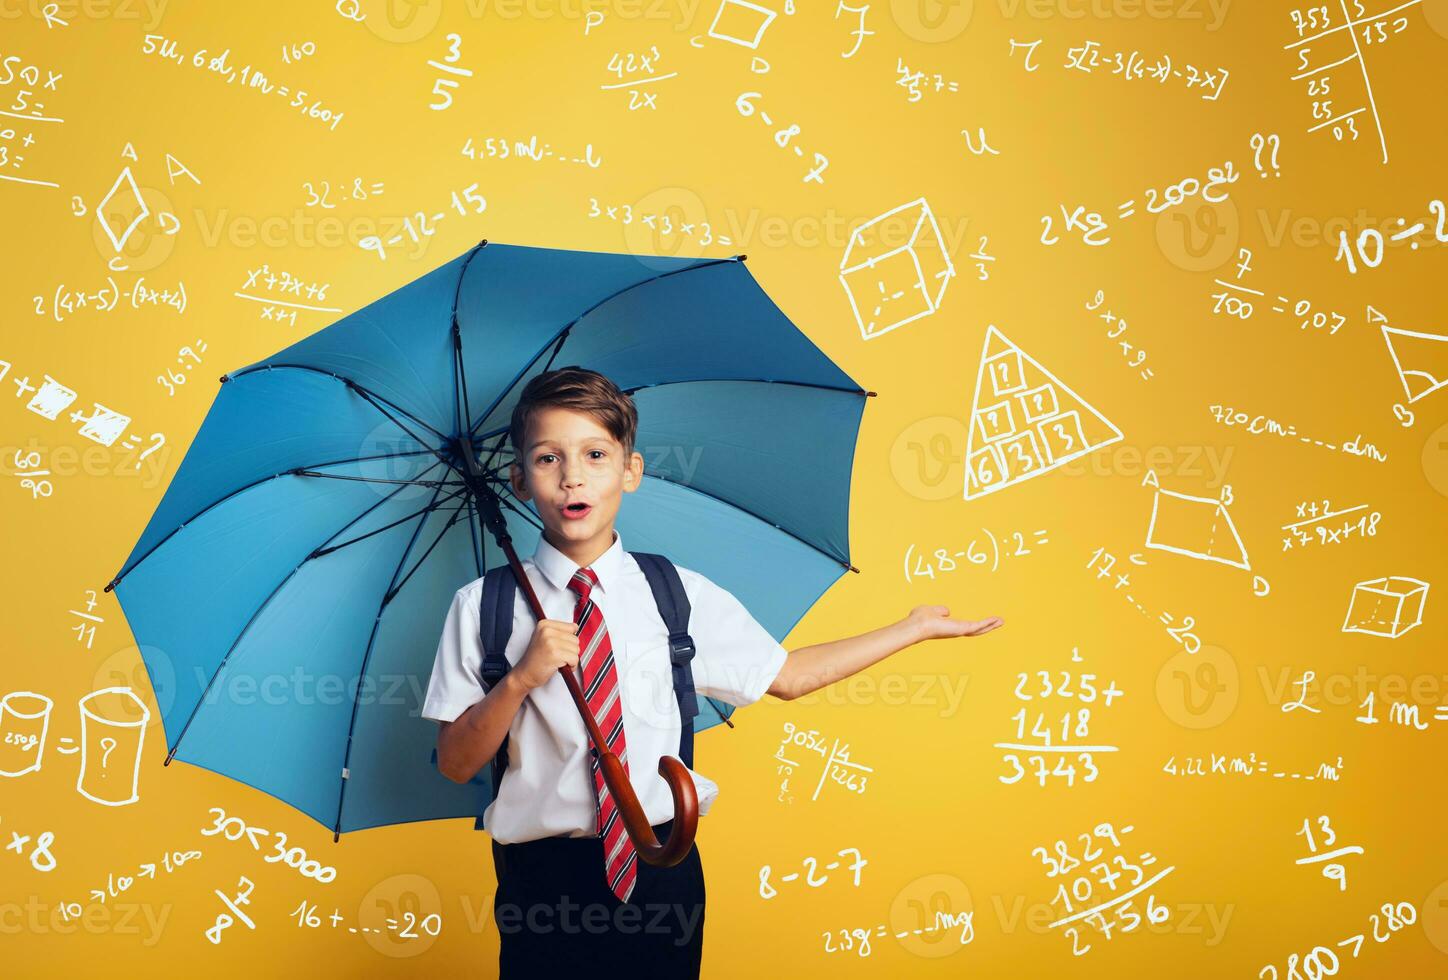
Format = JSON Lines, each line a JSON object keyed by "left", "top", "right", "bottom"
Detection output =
{"left": 568, "top": 667, "right": 698, "bottom": 867}
{"left": 545, "top": 652, "right": 701, "bottom": 867}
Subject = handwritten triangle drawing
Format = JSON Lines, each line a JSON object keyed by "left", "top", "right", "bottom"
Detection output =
{"left": 963, "top": 325, "right": 1123, "bottom": 500}
{"left": 1381, "top": 325, "right": 1448, "bottom": 405}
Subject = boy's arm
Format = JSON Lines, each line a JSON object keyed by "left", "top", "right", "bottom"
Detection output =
{"left": 435, "top": 673, "right": 531, "bottom": 785}
{"left": 422, "top": 587, "right": 529, "bottom": 785}
{"left": 767, "top": 604, "right": 1003, "bottom": 701}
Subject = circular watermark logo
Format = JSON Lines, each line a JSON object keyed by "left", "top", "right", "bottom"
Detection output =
{"left": 1155, "top": 644, "right": 1238, "bottom": 729}
{"left": 1422, "top": 881, "right": 1448, "bottom": 954}
{"left": 1421, "top": 418, "right": 1448, "bottom": 498}
{"left": 621, "top": 186, "right": 711, "bottom": 271}
{"left": 91, "top": 183, "right": 178, "bottom": 273}
{"left": 358, "top": 872, "right": 444, "bottom": 957}
{"left": 90, "top": 643, "right": 175, "bottom": 734}
{"left": 1154, "top": 198, "right": 1239, "bottom": 272}
{"left": 890, "top": 0, "right": 974, "bottom": 42}
{"left": 362, "top": 0, "right": 443, "bottom": 43}
{"left": 1422, "top": 0, "right": 1448, "bottom": 38}
{"left": 356, "top": 420, "right": 443, "bottom": 503}
{"left": 889, "top": 872, "right": 974, "bottom": 957}
{"left": 616, "top": 639, "right": 685, "bottom": 738}
{"left": 889, "top": 415, "right": 967, "bottom": 500}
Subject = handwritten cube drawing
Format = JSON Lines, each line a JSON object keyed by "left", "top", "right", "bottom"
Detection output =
{"left": 1341, "top": 576, "right": 1429, "bottom": 638}
{"left": 840, "top": 197, "right": 955, "bottom": 341}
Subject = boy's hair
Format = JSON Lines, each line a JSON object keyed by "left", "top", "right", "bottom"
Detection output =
{"left": 508, "top": 365, "right": 638, "bottom": 463}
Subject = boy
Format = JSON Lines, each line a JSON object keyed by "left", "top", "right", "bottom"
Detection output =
{"left": 422, "top": 366, "right": 1002, "bottom": 978}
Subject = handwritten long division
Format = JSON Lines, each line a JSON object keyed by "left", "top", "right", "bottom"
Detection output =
{"left": 773, "top": 722, "right": 871, "bottom": 805}
{"left": 1283, "top": 0, "right": 1420, "bottom": 164}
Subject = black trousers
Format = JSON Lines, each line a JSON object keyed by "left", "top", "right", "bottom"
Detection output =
{"left": 491, "top": 819, "right": 705, "bottom": 979}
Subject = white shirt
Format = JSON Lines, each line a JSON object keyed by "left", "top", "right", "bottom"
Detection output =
{"left": 421, "top": 528, "right": 789, "bottom": 844}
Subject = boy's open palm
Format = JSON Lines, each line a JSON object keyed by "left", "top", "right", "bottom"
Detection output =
{"left": 908, "top": 604, "right": 1004, "bottom": 641}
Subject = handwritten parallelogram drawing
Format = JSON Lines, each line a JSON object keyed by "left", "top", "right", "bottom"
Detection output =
{"left": 707, "top": 0, "right": 777, "bottom": 49}
{"left": 964, "top": 325, "right": 1123, "bottom": 500}
{"left": 1142, "top": 472, "right": 1251, "bottom": 571}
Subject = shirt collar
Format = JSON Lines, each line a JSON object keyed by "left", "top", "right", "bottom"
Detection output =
{"left": 532, "top": 528, "right": 625, "bottom": 596}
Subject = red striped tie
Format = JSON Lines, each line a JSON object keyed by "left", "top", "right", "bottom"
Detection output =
{"left": 567, "top": 566, "right": 637, "bottom": 903}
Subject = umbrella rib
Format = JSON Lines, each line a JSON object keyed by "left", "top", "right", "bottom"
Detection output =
{"left": 162, "top": 460, "right": 450, "bottom": 766}
{"left": 107, "top": 449, "right": 449, "bottom": 592}
{"left": 340, "top": 380, "right": 465, "bottom": 480}
{"left": 226, "top": 364, "right": 457, "bottom": 454}
{"left": 492, "top": 481, "right": 546, "bottom": 534}
{"left": 295, "top": 470, "right": 465, "bottom": 489}
{"left": 450, "top": 241, "right": 488, "bottom": 446}
{"left": 381, "top": 498, "right": 473, "bottom": 608}
{"left": 333, "top": 477, "right": 457, "bottom": 839}
{"left": 309, "top": 486, "right": 470, "bottom": 560}
{"left": 619, "top": 377, "right": 871, "bottom": 397}
{"left": 465, "top": 256, "right": 742, "bottom": 442}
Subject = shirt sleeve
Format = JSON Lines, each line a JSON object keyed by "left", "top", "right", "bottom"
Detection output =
{"left": 684, "top": 570, "right": 789, "bottom": 707}
{"left": 420, "top": 587, "right": 487, "bottom": 723}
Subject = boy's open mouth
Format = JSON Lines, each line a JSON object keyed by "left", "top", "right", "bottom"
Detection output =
{"left": 562, "top": 502, "right": 592, "bottom": 519}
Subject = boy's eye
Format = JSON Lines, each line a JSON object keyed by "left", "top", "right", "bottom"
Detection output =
{"left": 533, "top": 451, "right": 606, "bottom": 464}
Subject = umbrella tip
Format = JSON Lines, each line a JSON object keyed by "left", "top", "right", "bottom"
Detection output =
{"left": 864, "top": 390, "right": 877, "bottom": 397}
{"left": 736, "top": 254, "right": 748, "bottom": 262}
{"left": 219, "top": 374, "right": 230, "bottom": 384}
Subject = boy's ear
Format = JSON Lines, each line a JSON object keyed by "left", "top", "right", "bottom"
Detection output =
{"left": 509, "top": 462, "right": 529, "bottom": 500}
{"left": 625, "top": 451, "right": 644, "bottom": 490}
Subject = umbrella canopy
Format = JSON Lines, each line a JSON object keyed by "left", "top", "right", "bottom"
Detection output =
{"left": 108, "top": 240, "right": 870, "bottom": 838}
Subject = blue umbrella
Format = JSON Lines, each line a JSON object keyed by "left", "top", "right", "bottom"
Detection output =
{"left": 107, "top": 240, "right": 871, "bottom": 847}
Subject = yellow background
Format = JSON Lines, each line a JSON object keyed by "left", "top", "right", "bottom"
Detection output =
{"left": 4, "top": 0, "right": 1448, "bottom": 974}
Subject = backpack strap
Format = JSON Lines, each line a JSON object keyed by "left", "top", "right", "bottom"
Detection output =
{"left": 630, "top": 552, "right": 699, "bottom": 770}
{"left": 473, "top": 563, "right": 518, "bottom": 830}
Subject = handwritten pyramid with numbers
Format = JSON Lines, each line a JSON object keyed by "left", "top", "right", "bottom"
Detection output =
{"left": 963, "top": 325, "right": 1123, "bottom": 500}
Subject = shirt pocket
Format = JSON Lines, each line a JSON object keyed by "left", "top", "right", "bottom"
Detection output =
{"left": 617, "top": 635, "right": 681, "bottom": 742}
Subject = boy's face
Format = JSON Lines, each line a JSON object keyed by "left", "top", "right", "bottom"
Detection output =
{"left": 509, "top": 406, "right": 643, "bottom": 557}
